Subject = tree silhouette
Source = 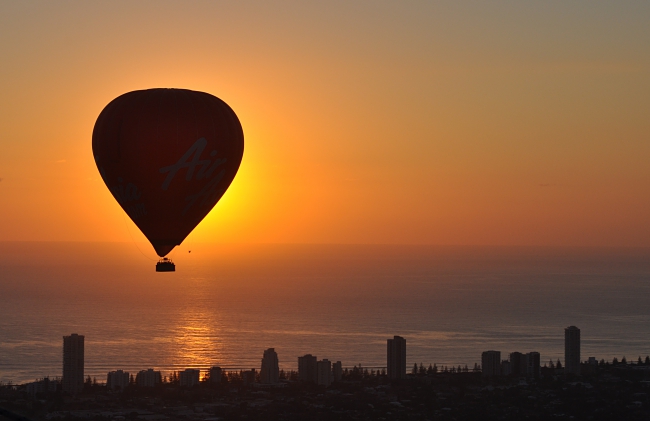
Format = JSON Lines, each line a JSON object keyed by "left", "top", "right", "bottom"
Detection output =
{"left": 555, "top": 359, "right": 562, "bottom": 369}
{"left": 412, "top": 363, "right": 418, "bottom": 375}
{"left": 418, "top": 363, "right": 426, "bottom": 375}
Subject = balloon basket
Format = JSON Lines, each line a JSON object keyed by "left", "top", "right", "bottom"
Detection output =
{"left": 156, "top": 258, "right": 176, "bottom": 272}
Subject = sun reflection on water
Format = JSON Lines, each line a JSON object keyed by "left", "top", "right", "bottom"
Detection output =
{"left": 167, "top": 279, "right": 225, "bottom": 373}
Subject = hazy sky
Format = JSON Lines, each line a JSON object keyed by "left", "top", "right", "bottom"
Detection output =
{"left": 1, "top": 1, "right": 649, "bottom": 248}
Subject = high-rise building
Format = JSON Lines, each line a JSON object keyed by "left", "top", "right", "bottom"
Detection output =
{"left": 509, "top": 352, "right": 525, "bottom": 376}
{"left": 136, "top": 369, "right": 161, "bottom": 387}
{"left": 481, "top": 351, "right": 501, "bottom": 377}
{"left": 62, "top": 333, "right": 84, "bottom": 394}
{"left": 298, "top": 354, "right": 318, "bottom": 383}
{"left": 387, "top": 336, "right": 406, "bottom": 380}
{"left": 209, "top": 366, "right": 222, "bottom": 384}
{"left": 317, "top": 359, "right": 332, "bottom": 387}
{"left": 526, "top": 352, "right": 541, "bottom": 378}
{"left": 565, "top": 326, "right": 581, "bottom": 375}
{"left": 260, "top": 348, "right": 280, "bottom": 384}
{"left": 179, "top": 369, "right": 201, "bottom": 387}
{"left": 332, "top": 361, "right": 343, "bottom": 382}
{"left": 106, "top": 370, "right": 130, "bottom": 391}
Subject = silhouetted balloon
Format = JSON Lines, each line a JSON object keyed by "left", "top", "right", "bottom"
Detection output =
{"left": 92, "top": 88, "right": 244, "bottom": 257}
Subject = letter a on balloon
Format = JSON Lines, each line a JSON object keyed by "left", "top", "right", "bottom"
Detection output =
{"left": 92, "top": 88, "right": 244, "bottom": 257}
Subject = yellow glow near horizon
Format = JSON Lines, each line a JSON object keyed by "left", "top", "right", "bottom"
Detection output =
{"left": 1, "top": 2, "right": 650, "bottom": 247}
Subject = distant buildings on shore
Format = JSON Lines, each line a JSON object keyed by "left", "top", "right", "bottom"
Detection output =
{"left": 260, "top": 348, "right": 279, "bottom": 384}
{"left": 51, "top": 327, "right": 595, "bottom": 394}
{"left": 136, "top": 369, "right": 162, "bottom": 387}
{"left": 388, "top": 335, "right": 407, "bottom": 380}
{"left": 481, "top": 350, "right": 501, "bottom": 377}
{"left": 565, "top": 326, "right": 581, "bottom": 375}
{"left": 62, "top": 333, "right": 84, "bottom": 395}
{"left": 179, "top": 369, "right": 200, "bottom": 387}
{"left": 209, "top": 366, "right": 222, "bottom": 384}
{"left": 481, "top": 326, "right": 581, "bottom": 377}
{"left": 298, "top": 353, "right": 342, "bottom": 386}
{"left": 481, "top": 350, "right": 540, "bottom": 377}
{"left": 106, "top": 370, "right": 129, "bottom": 390}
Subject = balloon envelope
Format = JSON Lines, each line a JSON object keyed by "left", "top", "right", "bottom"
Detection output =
{"left": 92, "top": 88, "right": 244, "bottom": 257}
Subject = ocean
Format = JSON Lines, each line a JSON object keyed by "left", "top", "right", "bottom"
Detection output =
{"left": 1, "top": 242, "right": 649, "bottom": 384}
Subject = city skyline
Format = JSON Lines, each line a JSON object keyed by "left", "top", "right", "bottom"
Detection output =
{"left": 16, "top": 327, "right": 610, "bottom": 388}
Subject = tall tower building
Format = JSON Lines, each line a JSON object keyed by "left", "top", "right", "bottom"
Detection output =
{"left": 298, "top": 354, "right": 318, "bottom": 383}
{"left": 387, "top": 336, "right": 406, "bottom": 380}
{"left": 481, "top": 350, "right": 501, "bottom": 377}
{"left": 62, "top": 333, "right": 84, "bottom": 394}
{"left": 260, "top": 348, "right": 280, "bottom": 384}
{"left": 526, "top": 352, "right": 541, "bottom": 378}
{"left": 565, "top": 326, "right": 581, "bottom": 374}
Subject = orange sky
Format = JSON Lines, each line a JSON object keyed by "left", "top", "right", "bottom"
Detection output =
{"left": 1, "top": 1, "right": 649, "bottom": 250}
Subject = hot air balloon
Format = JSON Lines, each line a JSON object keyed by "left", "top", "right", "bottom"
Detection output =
{"left": 92, "top": 89, "right": 244, "bottom": 271}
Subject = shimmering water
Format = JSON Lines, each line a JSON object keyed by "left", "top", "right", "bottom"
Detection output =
{"left": 1, "top": 242, "right": 649, "bottom": 384}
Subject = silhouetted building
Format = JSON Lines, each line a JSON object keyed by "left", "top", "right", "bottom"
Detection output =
{"left": 242, "top": 369, "right": 256, "bottom": 385}
{"left": 317, "top": 359, "right": 332, "bottom": 386}
{"left": 62, "top": 333, "right": 84, "bottom": 394}
{"left": 500, "top": 360, "right": 511, "bottom": 376}
{"left": 179, "top": 369, "right": 200, "bottom": 387}
{"left": 209, "top": 366, "right": 222, "bottom": 384}
{"left": 509, "top": 351, "right": 540, "bottom": 378}
{"left": 482, "top": 351, "right": 501, "bottom": 377}
{"left": 565, "top": 326, "right": 581, "bottom": 375}
{"left": 509, "top": 352, "right": 525, "bottom": 376}
{"left": 25, "top": 378, "right": 59, "bottom": 396}
{"left": 106, "top": 370, "right": 130, "bottom": 391}
{"left": 387, "top": 336, "right": 407, "bottom": 380}
{"left": 298, "top": 354, "right": 318, "bottom": 383}
{"left": 332, "top": 361, "right": 343, "bottom": 382}
{"left": 526, "top": 351, "right": 541, "bottom": 378}
{"left": 260, "top": 348, "right": 280, "bottom": 384}
{"left": 136, "top": 369, "right": 161, "bottom": 387}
